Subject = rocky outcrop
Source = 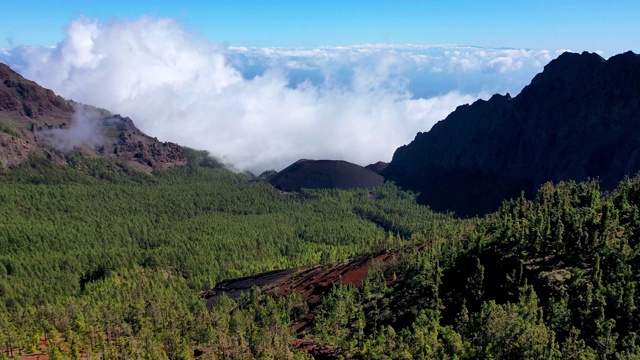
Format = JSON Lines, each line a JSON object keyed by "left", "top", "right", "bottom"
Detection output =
{"left": 384, "top": 51, "right": 640, "bottom": 216}
{"left": 0, "top": 63, "right": 187, "bottom": 171}
{"left": 365, "top": 161, "right": 388, "bottom": 174}
{"left": 107, "top": 115, "right": 187, "bottom": 170}
{"left": 0, "top": 63, "right": 73, "bottom": 118}
{"left": 270, "top": 159, "right": 384, "bottom": 192}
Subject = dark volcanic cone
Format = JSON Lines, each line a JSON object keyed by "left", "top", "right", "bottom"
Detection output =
{"left": 269, "top": 159, "right": 384, "bottom": 192}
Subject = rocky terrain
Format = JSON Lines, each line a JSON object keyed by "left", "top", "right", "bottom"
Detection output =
{"left": 0, "top": 62, "right": 187, "bottom": 172}
{"left": 384, "top": 51, "right": 640, "bottom": 216}
{"left": 203, "top": 252, "right": 394, "bottom": 307}
{"left": 365, "top": 161, "right": 388, "bottom": 174}
{"left": 270, "top": 159, "right": 385, "bottom": 192}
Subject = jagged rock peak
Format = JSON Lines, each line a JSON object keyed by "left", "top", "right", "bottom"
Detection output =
{"left": 384, "top": 51, "right": 640, "bottom": 216}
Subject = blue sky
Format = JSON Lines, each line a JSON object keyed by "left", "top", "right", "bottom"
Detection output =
{"left": 2, "top": 0, "right": 639, "bottom": 53}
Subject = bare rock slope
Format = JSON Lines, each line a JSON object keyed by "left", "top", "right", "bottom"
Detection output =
{"left": 0, "top": 62, "right": 186, "bottom": 171}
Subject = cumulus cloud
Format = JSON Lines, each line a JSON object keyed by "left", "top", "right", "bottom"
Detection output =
{"left": 485, "top": 56, "right": 521, "bottom": 73}
{"left": 0, "top": 17, "right": 558, "bottom": 172}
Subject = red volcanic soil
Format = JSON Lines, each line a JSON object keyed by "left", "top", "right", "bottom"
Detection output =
{"left": 203, "top": 252, "right": 394, "bottom": 309}
{"left": 202, "top": 252, "right": 399, "bottom": 358}
{"left": 6, "top": 337, "right": 49, "bottom": 360}
{"left": 269, "top": 159, "right": 384, "bottom": 192}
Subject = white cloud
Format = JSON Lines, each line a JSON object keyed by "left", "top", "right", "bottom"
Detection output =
{"left": 39, "top": 105, "right": 106, "bottom": 153}
{"left": 556, "top": 49, "right": 573, "bottom": 55}
{"left": 1, "top": 17, "right": 560, "bottom": 172}
{"left": 486, "top": 56, "right": 522, "bottom": 73}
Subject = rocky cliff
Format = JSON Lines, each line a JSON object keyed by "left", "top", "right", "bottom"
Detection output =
{"left": 0, "top": 63, "right": 186, "bottom": 171}
{"left": 384, "top": 51, "right": 640, "bottom": 216}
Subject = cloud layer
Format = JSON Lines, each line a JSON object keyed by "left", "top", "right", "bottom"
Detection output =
{"left": 1, "top": 17, "right": 557, "bottom": 172}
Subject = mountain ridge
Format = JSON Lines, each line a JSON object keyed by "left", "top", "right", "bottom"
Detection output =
{"left": 384, "top": 51, "right": 640, "bottom": 216}
{"left": 0, "top": 62, "right": 187, "bottom": 173}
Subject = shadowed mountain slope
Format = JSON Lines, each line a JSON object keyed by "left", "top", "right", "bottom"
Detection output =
{"left": 384, "top": 51, "right": 640, "bottom": 216}
{"left": 270, "top": 159, "right": 384, "bottom": 192}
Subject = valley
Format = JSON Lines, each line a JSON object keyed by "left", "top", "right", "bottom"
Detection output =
{"left": 2, "top": 51, "right": 640, "bottom": 359}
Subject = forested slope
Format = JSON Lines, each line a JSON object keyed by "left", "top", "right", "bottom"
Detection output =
{"left": 5, "top": 152, "right": 640, "bottom": 359}
{"left": 333, "top": 178, "right": 640, "bottom": 359}
{"left": 0, "top": 157, "right": 459, "bottom": 359}
{"left": 240, "top": 176, "right": 640, "bottom": 359}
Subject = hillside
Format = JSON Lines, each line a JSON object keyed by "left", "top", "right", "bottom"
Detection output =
{"left": 201, "top": 176, "right": 640, "bottom": 359}
{"left": 269, "top": 159, "right": 385, "bottom": 192}
{"left": 384, "top": 51, "right": 640, "bottom": 216}
{"left": 0, "top": 163, "right": 455, "bottom": 358}
{"left": 0, "top": 62, "right": 186, "bottom": 173}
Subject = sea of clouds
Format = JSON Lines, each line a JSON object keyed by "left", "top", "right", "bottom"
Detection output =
{"left": 0, "top": 17, "right": 562, "bottom": 172}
